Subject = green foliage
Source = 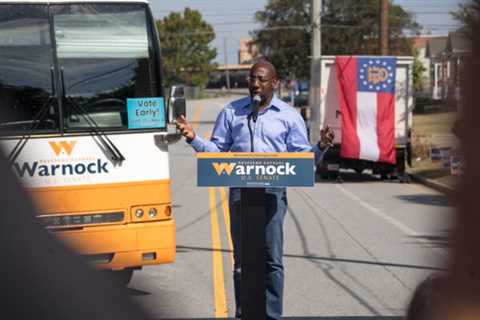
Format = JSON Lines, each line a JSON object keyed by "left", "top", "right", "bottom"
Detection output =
{"left": 252, "top": 0, "right": 420, "bottom": 79}
{"left": 412, "top": 47, "right": 426, "bottom": 93}
{"left": 156, "top": 8, "right": 217, "bottom": 87}
{"left": 452, "top": 0, "right": 480, "bottom": 40}
{"left": 253, "top": 0, "right": 311, "bottom": 79}
{"left": 322, "top": 0, "right": 420, "bottom": 55}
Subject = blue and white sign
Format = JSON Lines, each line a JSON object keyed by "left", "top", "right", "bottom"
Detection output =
{"left": 197, "top": 153, "right": 315, "bottom": 187}
{"left": 127, "top": 97, "right": 166, "bottom": 129}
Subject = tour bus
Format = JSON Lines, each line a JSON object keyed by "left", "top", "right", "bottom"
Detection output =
{"left": 0, "top": 0, "right": 184, "bottom": 284}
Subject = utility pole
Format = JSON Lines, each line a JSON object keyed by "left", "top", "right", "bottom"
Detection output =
{"left": 380, "top": 0, "right": 389, "bottom": 55}
{"left": 223, "top": 37, "right": 231, "bottom": 91}
{"left": 309, "top": 0, "right": 322, "bottom": 145}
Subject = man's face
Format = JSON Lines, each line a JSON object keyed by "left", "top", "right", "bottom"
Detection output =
{"left": 248, "top": 65, "right": 278, "bottom": 105}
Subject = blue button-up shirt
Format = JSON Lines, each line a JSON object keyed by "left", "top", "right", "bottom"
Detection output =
{"left": 190, "top": 95, "right": 322, "bottom": 161}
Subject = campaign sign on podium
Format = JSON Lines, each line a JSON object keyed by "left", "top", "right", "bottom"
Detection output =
{"left": 197, "top": 152, "right": 314, "bottom": 187}
{"left": 197, "top": 152, "right": 314, "bottom": 318}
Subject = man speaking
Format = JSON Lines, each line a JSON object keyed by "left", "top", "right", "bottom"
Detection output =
{"left": 177, "top": 60, "right": 333, "bottom": 319}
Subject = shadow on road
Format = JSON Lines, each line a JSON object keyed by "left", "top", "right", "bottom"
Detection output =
{"left": 315, "top": 172, "right": 391, "bottom": 184}
{"left": 396, "top": 194, "right": 451, "bottom": 207}
{"left": 176, "top": 245, "right": 442, "bottom": 271}
{"left": 408, "top": 232, "right": 451, "bottom": 249}
{"left": 126, "top": 287, "right": 151, "bottom": 296}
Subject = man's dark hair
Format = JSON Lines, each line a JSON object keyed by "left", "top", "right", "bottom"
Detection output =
{"left": 251, "top": 58, "right": 278, "bottom": 79}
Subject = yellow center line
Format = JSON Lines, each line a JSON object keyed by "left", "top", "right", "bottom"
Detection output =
{"left": 219, "top": 187, "right": 234, "bottom": 268}
{"left": 191, "top": 105, "right": 204, "bottom": 130}
{"left": 209, "top": 187, "right": 228, "bottom": 317}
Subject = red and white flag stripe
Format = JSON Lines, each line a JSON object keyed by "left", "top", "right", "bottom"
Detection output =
{"left": 336, "top": 56, "right": 396, "bottom": 164}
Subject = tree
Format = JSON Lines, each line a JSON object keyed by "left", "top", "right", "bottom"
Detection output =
{"left": 412, "top": 48, "right": 426, "bottom": 93}
{"left": 252, "top": 0, "right": 311, "bottom": 79}
{"left": 156, "top": 8, "right": 217, "bottom": 87}
{"left": 252, "top": 0, "right": 420, "bottom": 79}
{"left": 452, "top": 0, "right": 480, "bottom": 40}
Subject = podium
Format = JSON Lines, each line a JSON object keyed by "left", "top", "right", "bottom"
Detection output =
{"left": 198, "top": 152, "right": 314, "bottom": 318}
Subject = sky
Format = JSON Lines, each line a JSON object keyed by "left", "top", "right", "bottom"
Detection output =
{"left": 148, "top": 0, "right": 466, "bottom": 64}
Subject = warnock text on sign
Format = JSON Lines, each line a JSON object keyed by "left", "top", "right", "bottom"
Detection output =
{"left": 197, "top": 153, "right": 314, "bottom": 188}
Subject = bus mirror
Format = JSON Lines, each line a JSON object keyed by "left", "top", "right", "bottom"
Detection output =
{"left": 172, "top": 98, "right": 186, "bottom": 120}
{"left": 168, "top": 85, "right": 186, "bottom": 123}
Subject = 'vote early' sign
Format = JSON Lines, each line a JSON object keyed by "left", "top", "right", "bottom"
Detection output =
{"left": 127, "top": 97, "right": 166, "bottom": 129}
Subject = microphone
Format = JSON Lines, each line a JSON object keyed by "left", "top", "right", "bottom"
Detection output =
{"left": 251, "top": 95, "right": 262, "bottom": 122}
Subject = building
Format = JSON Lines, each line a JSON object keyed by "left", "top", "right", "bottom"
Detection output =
{"left": 207, "top": 38, "right": 260, "bottom": 89}
{"left": 444, "top": 30, "right": 471, "bottom": 106}
{"left": 412, "top": 36, "right": 434, "bottom": 96}
{"left": 424, "top": 30, "right": 471, "bottom": 106}
{"left": 207, "top": 64, "right": 252, "bottom": 89}
{"left": 238, "top": 37, "right": 259, "bottom": 64}
{"left": 425, "top": 37, "right": 449, "bottom": 100}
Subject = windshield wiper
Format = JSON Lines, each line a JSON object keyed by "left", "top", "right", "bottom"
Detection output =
{"left": 64, "top": 96, "right": 126, "bottom": 162}
{"left": 60, "top": 68, "right": 125, "bottom": 162}
{"left": 8, "top": 67, "right": 59, "bottom": 164}
{"left": 7, "top": 97, "right": 54, "bottom": 165}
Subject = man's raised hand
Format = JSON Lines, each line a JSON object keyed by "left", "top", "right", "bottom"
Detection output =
{"left": 176, "top": 115, "right": 196, "bottom": 142}
{"left": 319, "top": 125, "right": 335, "bottom": 149}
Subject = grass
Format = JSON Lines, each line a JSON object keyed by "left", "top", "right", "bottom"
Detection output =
{"left": 409, "top": 110, "right": 460, "bottom": 190}
{"left": 412, "top": 111, "right": 458, "bottom": 136}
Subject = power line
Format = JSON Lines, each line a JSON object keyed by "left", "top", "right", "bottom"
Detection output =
{"left": 160, "top": 23, "right": 462, "bottom": 38}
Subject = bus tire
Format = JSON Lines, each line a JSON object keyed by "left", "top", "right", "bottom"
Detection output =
{"left": 116, "top": 269, "right": 134, "bottom": 286}
{"left": 104, "top": 269, "right": 134, "bottom": 286}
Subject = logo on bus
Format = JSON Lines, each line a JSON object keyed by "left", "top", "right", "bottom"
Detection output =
{"left": 12, "top": 140, "right": 110, "bottom": 180}
{"left": 48, "top": 141, "right": 77, "bottom": 156}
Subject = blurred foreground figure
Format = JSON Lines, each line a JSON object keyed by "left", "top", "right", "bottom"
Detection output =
{"left": 431, "top": 3, "right": 480, "bottom": 320}
{"left": 406, "top": 274, "right": 446, "bottom": 320}
{"left": 0, "top": 154, "right": 148, "bottom": 319}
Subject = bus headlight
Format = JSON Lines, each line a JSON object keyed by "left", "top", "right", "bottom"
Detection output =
{"left": 135, "top": 208, "right": 144, "bottom": 218}
{"left": 131, "top": 205, "right": 172, "bottom": 222}
{"left": 148, "top": 208, "right": 157, "bottom": 218}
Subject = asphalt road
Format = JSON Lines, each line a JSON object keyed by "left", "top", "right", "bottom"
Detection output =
{"left": 128, "top": 96, "right": 454, "bottom": 319}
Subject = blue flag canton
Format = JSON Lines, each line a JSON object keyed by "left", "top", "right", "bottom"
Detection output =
{"left": 357, "top": 57, "right": 397, "bottom": 93}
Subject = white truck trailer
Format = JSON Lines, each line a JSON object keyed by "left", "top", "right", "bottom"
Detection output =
{"left": 313, "top": 56, "right": 414, "bottom": 181}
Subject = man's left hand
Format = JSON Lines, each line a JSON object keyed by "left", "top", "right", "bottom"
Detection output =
{"left": 319, "top": 126, "right": 335, "bottom": 149}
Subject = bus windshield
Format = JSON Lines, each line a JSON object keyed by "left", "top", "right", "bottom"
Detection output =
{"left": 0, "top": 5, "right": 57, "bottom": 133}
{"left": 0, "top": 3, "right": 163, "bottom": 134}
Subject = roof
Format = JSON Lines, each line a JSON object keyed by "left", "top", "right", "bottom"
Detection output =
{"left": 216, "top": 64, "right": 252, "bottom": 71}
{"left": 411, "top": 37, "right": 431, "bottom": 49}
{"left": 426, "top": 37, "right": 448, "bottom": 58}
{"left": 0, "top": 0, "right": 148, "bottom": 3}
{"left": 446, "top": 30, "right": 471, "bottom": 55}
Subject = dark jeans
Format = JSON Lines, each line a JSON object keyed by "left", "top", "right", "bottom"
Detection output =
{"left": 229, "top": 187, "right": 287, "bottom": 320}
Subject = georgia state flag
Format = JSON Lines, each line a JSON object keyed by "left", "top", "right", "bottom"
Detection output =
{"left": 335, "top": 56, "right": 397, "bottom": 164}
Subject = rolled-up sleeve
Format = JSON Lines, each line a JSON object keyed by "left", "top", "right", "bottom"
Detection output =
{"left": 189, "top": 108, "right": 232, "bottom": 152}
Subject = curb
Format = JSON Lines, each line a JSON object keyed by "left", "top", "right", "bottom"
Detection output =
{"left": 409, "top": 173, "right": 454, "bottom": 194}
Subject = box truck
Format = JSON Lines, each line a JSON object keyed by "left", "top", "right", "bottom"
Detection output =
{"left": 313, "top": 56, "right": 414, "bottom": 181}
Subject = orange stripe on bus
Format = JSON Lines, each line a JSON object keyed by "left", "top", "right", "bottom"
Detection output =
{"left": 29, "top": 179, "right": 172, "bottom": 214}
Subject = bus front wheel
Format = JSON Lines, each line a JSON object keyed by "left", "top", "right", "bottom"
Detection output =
{"left": 103, "top": 269, "right": 134, "bottom": 286}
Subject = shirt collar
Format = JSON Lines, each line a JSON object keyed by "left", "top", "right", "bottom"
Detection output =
{"left": 243, "top": 95, "right": 286, "bottom": 112}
